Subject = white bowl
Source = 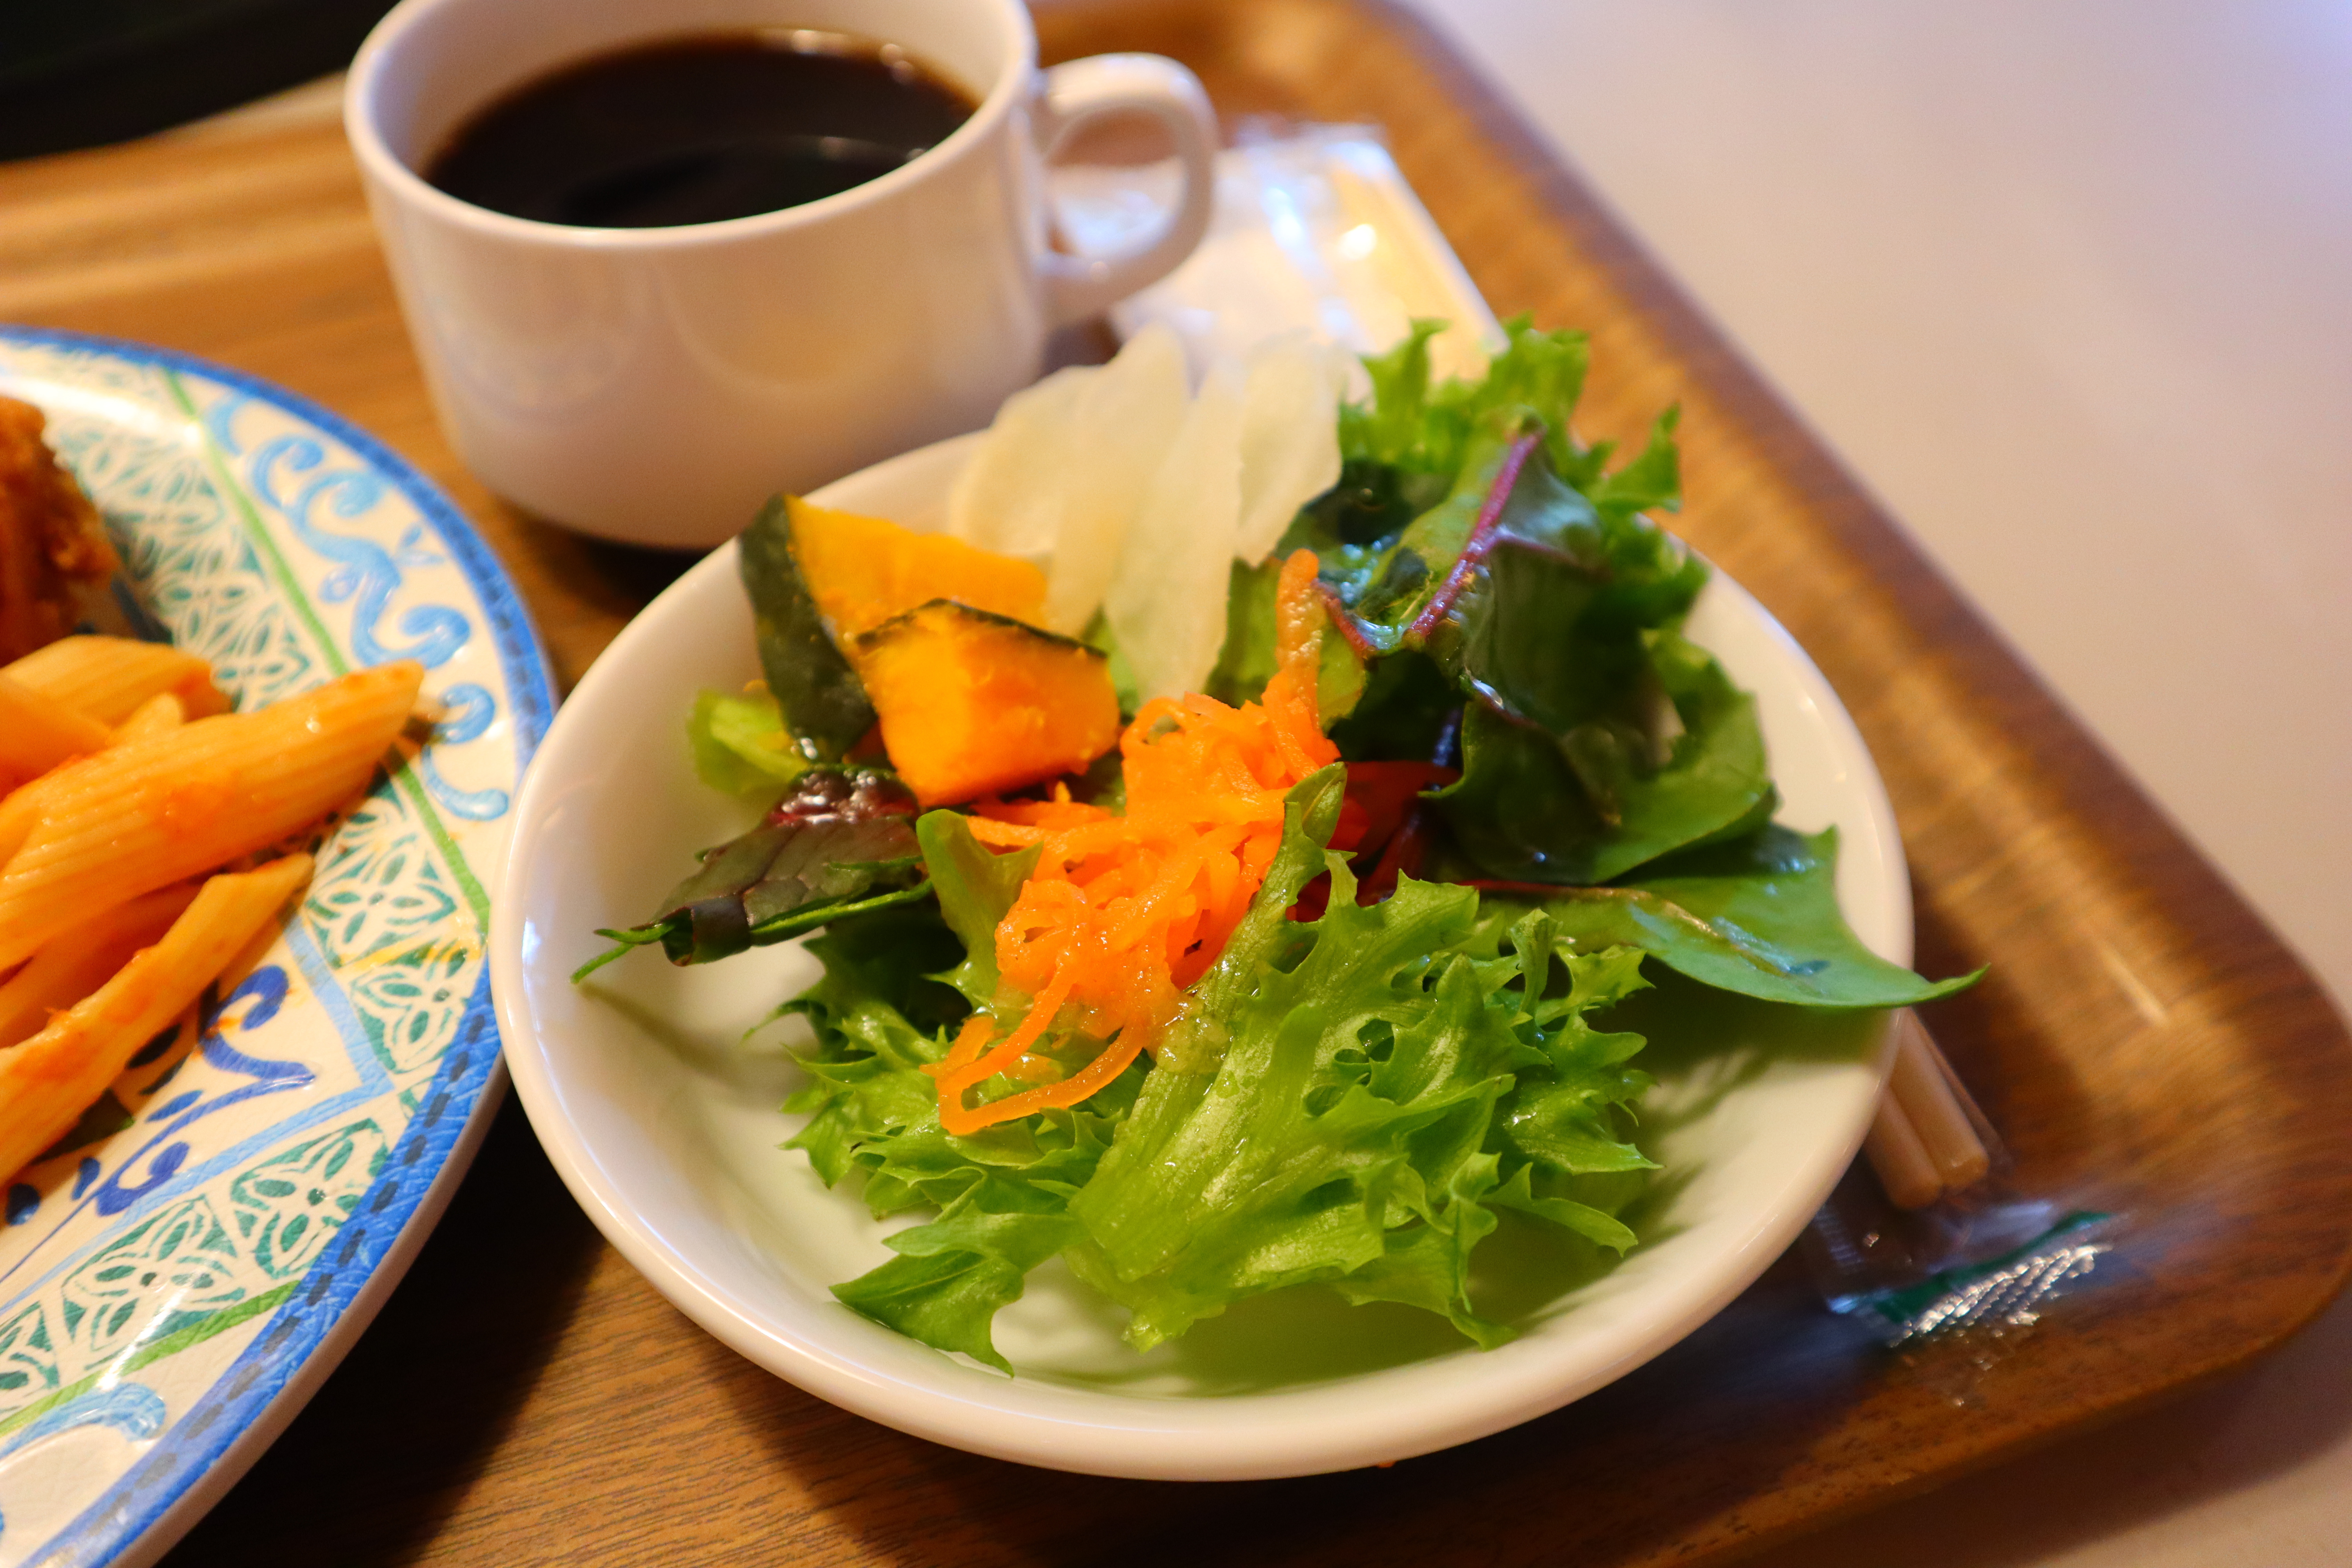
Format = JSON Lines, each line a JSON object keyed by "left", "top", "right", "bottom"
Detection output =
{"left": 490, "top": 434, "right": 1909, "bottom": 1480}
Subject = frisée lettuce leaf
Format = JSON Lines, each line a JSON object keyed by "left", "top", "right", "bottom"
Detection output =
{"left": 1068, "top": 853, "right": 1653, "bottom": 1351}
{"left": 774, "top": 822, "right": 1133, "bottom": 1372}
{"left": 781, "top": 769, "right": 1660, "bottom": 1368}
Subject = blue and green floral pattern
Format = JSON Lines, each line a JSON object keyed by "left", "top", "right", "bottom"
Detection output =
{"left": 0, "top": 328, "right": 550, "bottom": 1568}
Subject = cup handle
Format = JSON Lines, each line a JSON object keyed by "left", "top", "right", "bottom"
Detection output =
{"left": 1034, "top": 53, "right": 1220, "bottom": 327}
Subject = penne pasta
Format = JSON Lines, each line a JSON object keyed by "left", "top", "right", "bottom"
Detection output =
{"left": 109, "top": 690, "right": 184, "bottom": 745}
{"left": 0, "top": 855, "right": 312, "bottom": 1183}
{"left": 0, "top": 660, "right": 421, "bottom": 969}
{"left": 4, "top": 635, "right": 228, "bottom": 725}
{"left": 0, "top": 784, "right": 34, "bottom": 871}
{"left": 0, "top": 882, "right": 199, "bottom": 1050}
{"left": 0, "top": 671, "right": 112, "bottom": 778}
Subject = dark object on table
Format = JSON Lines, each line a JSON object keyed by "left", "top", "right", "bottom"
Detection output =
{"left": 0, "top": 0, "right": 398, "bottom": 160}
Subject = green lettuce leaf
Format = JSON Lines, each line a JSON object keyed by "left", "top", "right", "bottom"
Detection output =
{"left": 1076, "top": 610, "right": 1143, "bottom": 718}
{"left": 687, "top": 688, "right": 811, "bottom": 796}
{"left": 1067, "top": 771, "right": 1654, "bottom": 1351}
{"left": 1432, "top": 628, "right": 1773, "bottom": 885}
{"left": 1444, "top": 445, "right": 1710, "bottom": 695}
{"left": 779, "top": 902, "right": 968, "bottom": 1147}
{"left": 1204, "top": 557, "right": 1366, "bottom": 718}
{"left": 786, "top": 814, "right": 1145, "bottom": 1373}
{"left": 1303, "top": 316, "right": 1620, "bottom": 654}
{"left": 1313, "top": 417, "right": 1534, "bottom": 654}
{"left": 832, "top": 1178, "right": 1089, "bottom": 1370}
{"left": 1326, "top": 645, "right": 1460, "bottom": 762}
{"left": 1207, "top": 558, "right": 1279, "bottom": 705}
{"left": 1315, "top": 923, "right": 1655, "bottom": 1344}
{"left": 784, "top": 766, "right": 1661, "bottom": 1367}
{"left": 1290, "top": 457, "right": 1450, "bottom": 554}
{"left": 913, "top": 809, "right": 1038, "bottom": 1005}
{"left": 812, "top": 767, "right": 1350, "bottom": 1365}
{"left": 1487, "top": 824, "right": 1983, "bottom": 1009}
{"left": 1338, "top": 316, "right": 1594, "bottom": 488}
{"left": 1586, "top": 407, "right": 1683, "bottom": 524}
{"left": 1412, "top": 438, "right": 1763, "bottom": 882}
{"left": 1306, "top": 322, "right": 1751, "bottom": 882}
{"left": 776, "top": 897, "right": 1143, "bottom": 1373}
{"left": 1318, "top": 427, "right": 1762, "bottom": 882}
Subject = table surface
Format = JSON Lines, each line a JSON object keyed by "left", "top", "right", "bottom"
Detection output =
{"left": 1405, "top": 3, "right": 2352, "bottom": 1564}
{"left": 0, "top": 4, "right": 2345, "bottom": 1564}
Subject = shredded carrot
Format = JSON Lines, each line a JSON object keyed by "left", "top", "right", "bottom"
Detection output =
{"left": 964, "top": 816, "right": 1047, "bottom": 849}
{"left": 931, "top": 960, "right": 1078, "bottom": 1110}
{"left": 927, "top": 551, "right": 1339, "bottom": 1135}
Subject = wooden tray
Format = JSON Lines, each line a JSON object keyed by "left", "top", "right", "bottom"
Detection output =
{"left": 2, "top": 0, "right": 2345, "bottom": 1562}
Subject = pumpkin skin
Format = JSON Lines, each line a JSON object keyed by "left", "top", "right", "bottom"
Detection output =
{"left": 853, "top": 601, "right": 1121, "bottom": 806}
{"left": 787, "top": 497, "right": 1045, "bottom": 641}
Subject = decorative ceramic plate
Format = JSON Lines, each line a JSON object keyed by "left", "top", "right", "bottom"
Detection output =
{"left": 0, "top": 327, "right": 551, "bottom": 1568}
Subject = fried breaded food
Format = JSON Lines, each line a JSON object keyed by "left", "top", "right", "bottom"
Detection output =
{"left": 0, "top": 397, "right": 118, "bottom": 663}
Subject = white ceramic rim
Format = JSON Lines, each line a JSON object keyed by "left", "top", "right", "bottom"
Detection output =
{"left": 492, "top": 434, "right": 1909, "bottom": 1479}
{"left": 343, "top": 0, "right": 1036, "bottom": 249}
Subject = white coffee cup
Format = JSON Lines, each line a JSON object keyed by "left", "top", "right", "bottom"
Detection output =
{"left": 346, "top": 0, "right": 1217, "bottom": 548}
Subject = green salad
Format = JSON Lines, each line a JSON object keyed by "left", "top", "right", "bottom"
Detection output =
{"left": 584, "top": 320, "right": 1975, "bottom": 1371}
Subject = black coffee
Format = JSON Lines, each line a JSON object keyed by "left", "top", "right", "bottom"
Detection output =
{"left": 424, "top": 31, "right": 976, "bottom": 228}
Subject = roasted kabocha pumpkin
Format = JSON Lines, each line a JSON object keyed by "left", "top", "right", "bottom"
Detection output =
{"left": 787, "top": 497, "right": 1045, "bottom": 640}
{"left": 852, "top": 601, "right": 1120, "bottom": 806}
